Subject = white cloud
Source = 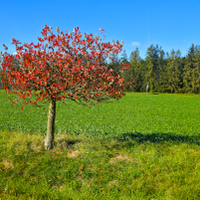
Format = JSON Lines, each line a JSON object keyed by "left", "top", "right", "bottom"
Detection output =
{"left": 131, "top": 41, "right": 140, "bottom": 46}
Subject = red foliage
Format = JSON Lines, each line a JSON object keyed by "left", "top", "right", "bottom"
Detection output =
{"left": 1, "top": 25, "right": 130, "bottom": 106}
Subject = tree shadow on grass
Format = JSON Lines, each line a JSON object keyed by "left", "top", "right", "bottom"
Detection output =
{"left": 54, "top": 138, "right": 81, "bottom": 149}
{"left": 115, "top": 132, "right": 200, "bottom": 145}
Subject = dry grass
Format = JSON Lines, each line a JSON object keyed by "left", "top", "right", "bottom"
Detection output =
{"left": 1, "top": 160, "right": 14, "bottom": 170}
{"left": 109, "top": 154, "right": 133, "bottom": 163}
{"left": 67, "top": 150, "right": 80, "bottom": 158}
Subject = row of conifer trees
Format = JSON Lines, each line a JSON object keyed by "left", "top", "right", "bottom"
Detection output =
{"left": 107, "top": 44, "right": 200, "bottom": 93}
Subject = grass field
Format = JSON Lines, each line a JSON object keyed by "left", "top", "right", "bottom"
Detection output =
{"left": 1, "top": 91, "right": 200, "bottom": 199}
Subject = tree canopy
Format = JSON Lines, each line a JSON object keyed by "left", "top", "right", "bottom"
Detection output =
{"left": 1, "top": 26, "right": 130, "bottom": 150}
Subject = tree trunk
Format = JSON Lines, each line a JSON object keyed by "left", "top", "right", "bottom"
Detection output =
{"left": 45, "top": 98, "right": 56, "bottom": 151}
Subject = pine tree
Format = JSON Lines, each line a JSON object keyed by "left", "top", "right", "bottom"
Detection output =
{"left": 191, "top": 46, "right": 200, "bottom": 93}
{"left": 157, "top": 46, "right": 166, "bottom": 92}
{"left": 126, "top": 48, "right": 141, "bottom": 91}
{"left": 166, "top": 50, "right": 182, "bottom": 93}
{"left": 183, "top": 44, "right": 197, "bottom": 93}
{"left": 145, "top": 45, "right": 162, "bottom": 92}
{"left": 120, "top": 50, "right": 128, "bottom": 63}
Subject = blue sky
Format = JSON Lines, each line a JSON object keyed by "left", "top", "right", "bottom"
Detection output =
{"left": 1, "top": 0, "right": 200, "bottom": 59}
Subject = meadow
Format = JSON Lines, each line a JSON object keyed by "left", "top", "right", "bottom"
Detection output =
{"left": 1, "top": 91, "right": 200, "bottom": 199}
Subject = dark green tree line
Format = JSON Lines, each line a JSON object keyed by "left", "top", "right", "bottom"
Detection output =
{"left": 107, "top": 44, "right": 200, "bottom": 94}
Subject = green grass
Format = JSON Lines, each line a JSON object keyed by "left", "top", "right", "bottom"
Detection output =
{"left": 1, "top": 91, "right": 200, "bottom": 138}
{"left": 1, "top": 91, "right": 200, "bottom": 199}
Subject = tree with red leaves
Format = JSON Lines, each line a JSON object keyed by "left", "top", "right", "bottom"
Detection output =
{"left": 1, "top": 25, "right": 130, "bottom": 150}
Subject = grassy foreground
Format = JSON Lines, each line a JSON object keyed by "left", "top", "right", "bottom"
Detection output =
{"left": 1, "top": 92, "right": 200, "bottom": 199}
{"left": 1, "top": 131, "right": 200, "bottom": 199}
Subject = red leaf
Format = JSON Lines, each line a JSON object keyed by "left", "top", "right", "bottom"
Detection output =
{"left": 3, "top": 44, "right": 8, "bottom": 50}
{"left": 1, "top": 26, "right": 128, "bottom": 108}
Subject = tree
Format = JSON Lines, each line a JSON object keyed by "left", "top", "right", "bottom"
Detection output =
{"left": 0, "top": 54, "right": 3, "bottom": 89}
{"left": 145, "top": 45, "right": 155, "bottom": 92}
{"left": 120, "top": 50, "right": 128, "bottom": 63}
{"left": 125, "top": 48, "right": 141, "bottom": 92}
{"left": 157, "top": 46, "right": 166, "bottom": 92}
{"left": 145, "top": 45, "right": 165, "bottom": 92}
{"left": 166, "top": 50, "right": 182, "bottom": 93}
{"left": 183, "top": 44, "right": 197, "bottom": 93}
{"left": 1, "top": 25, "right": 129, "bottom": 150}
{"left": 191, "top": 46, "right": 200, "bottom": 93}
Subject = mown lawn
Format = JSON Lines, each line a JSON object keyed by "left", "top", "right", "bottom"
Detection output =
{"left": 1, "top": 91, "right": 200, "bottom": 199}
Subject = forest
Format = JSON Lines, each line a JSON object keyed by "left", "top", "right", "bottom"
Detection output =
{"left": 107, "top": 44, "right": 200, "bottom": 93}
{"left": 1, "top": 43, "right": 200, "bottom": 94}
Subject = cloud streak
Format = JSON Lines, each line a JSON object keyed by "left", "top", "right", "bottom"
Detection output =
{"left": 131, "top": 41, "right": 140, "bottom": 46}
